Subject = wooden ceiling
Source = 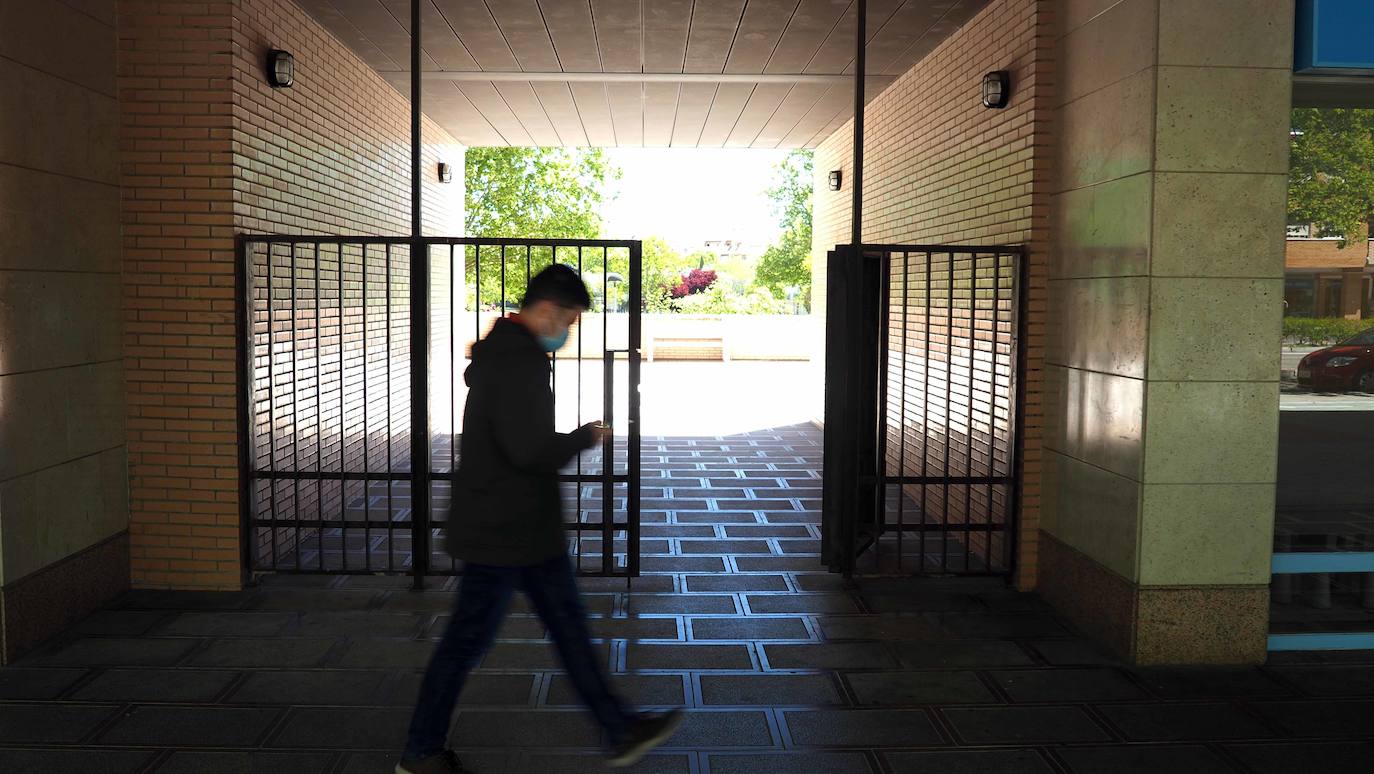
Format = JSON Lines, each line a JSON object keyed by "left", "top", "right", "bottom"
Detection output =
{"left": 295, "top": 1, "right": 989, "bottom": 147}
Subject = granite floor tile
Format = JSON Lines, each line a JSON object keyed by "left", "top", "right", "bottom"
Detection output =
{"left": 339, "top": 752, "right": 509, "bottom": 774}
{"left": 627, "top": 643, "right": 754, "bottom": 670}
{"left": 1247, "top": 699, "right": 1374, "bottom": 738}
{"left": 943, "top": 706, "right": 1111, "bottom": 744}
{"left": 783, "top": 708, "right": 943, "bottom": 747}
{"left": 69, "top": 610, "right": 171, "bottom": 636}
{"left": 733, "top": 556, "right": 826, "bottom": 571}
{"left": 23, "top": 637, "right": 201, "bottom": 667}
{"left": 624, "top": 594, "right": 738, "bottom": 615}
{"left": 100, "top": 706, "right": 282, "bottom": 747}
{"left": 679, "top": 540, "right": 773, "bottom": 555}
{"left": 587, "top": 616, "right": 681, "bottom": 640}
{"left": 386, "top": 672, "right": 536, "bottom": 706}
{"left": 683, "top": 574, "right": 789, "bottom": 592}
{"left": 268, "top": 707, "right": 411, "bottom": 749}
{"left": 71, "top": 668, "right": 239, "bottom": 703}
{"left": 638, "top": 556, "right": 728, "bottom": 572}
{"left": 0, "top": 667, "right": 88, "bottom": 699}
{"left": 722, "top": 525, "right": 813, "bottom": 539}
{"left": 707, "top": 752, "right": 873, "bottom": 774}
{"left": 763, "top": 642, "right": 897, "bottom": 669}
{"left": 1133, "top": 667, "right": 1290, "bottom": 699}
{"left": 846, "top": 671, "right": 999, "bottom": 705}
{"left": 1057, "top": 744, "right": 1234, "bottom": 774}
{"left": 817, "top": 615, "right": 947, "bottom": 641}
{"left": 1266, "top": 665, "right": 1374, "bottom": 697}
{"left": 519, "top": 752, "right": 691, "bottom": 773}
{"left": 450, "top": 709, "right": 601, "bottom": 747}
{"left": 992, "top": 668, "right": 1147, "bottom": 702}
{"left": 189, "top": 637, "right": 336, "bottom": 668}
{"left": 226, "top": 669, "right": 389, "bottom": 705}
{"left": 934, "top": 613, "right": 1069, "bottom": 639}
{"left": 690, "top": 617, "right": 809, "bottom": 641}
{"left": 0, "top": 749, "right": 151, "bottom": 774}
{"left": 1224, "top": 741, "right": 1374, "bottom": 774}
{"left": 547, "top": 673, "right": 686, "bottom": 706}
{"left": 699, "top": 674, "right": 843, "bottom": 706}
{"left": 156, "top": 612, "right": 296, "bottom": 637}
{"left": 1098, "top": 702, "right": 1274, "bottom": 741}
{"left": 892, "top": 641, "right": 1035, "bottom": 668}
{"left": 672, "top": 710, "right": 774, "bottom": 746}
{"left": 337, "top": 638, "right": 442, "bottom": 669}
{"left": 294, "top": 611, "right": 422, "bottom": 638}
{"left": 885, "top": 749, "right": 1055, "bottom": 774}
{"left": 746, "top": 594, "right": 861, "bottom": 614}
{"left": 0, "top": 704, "right": 119, "bottom": 744}
{"left": 484, "top": 642, "right": 612, "bottom": 671}
{"left": 152, "top": 751, "right": 337, "bottom": 774}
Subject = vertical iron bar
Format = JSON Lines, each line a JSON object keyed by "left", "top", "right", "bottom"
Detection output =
{"left": 1007, "top": 249, "right": 1029, "bottom": 580}
{"left": 268, "top": 243, "right": 279, "bottom": 571}
{"left": 941, "top": 252, "right": 953, "bottom": 572}
{"left": 363, "top": 245, "right": 371, "bottom": 571}
{"left": 386, "top": 243, "right": 394, "bottom": 573}
{"left": 409, "top": 0, "right": 432, "bottom": 587}
{"left": 236, "top": 239, "right": 254, "bottom": 582}
{"left": 920, "top": 250, "right": 931, "bottom": 573}
{"left": 965, "top": 253, "right": 977, "bottom": 573}
{"left": 576, "top": 246, "right": 584, "bottom": 572}
{"left": 602, "top": 350, "right": 614, "bottom": 576}
{"left": 291, "top": 244, "right": 301, "bottom": 571}
{"left": 339, "top": 245, "right": 348, "bottom": 572}
{"left": 898, "top": 250, "right": 909, "bottom": 568}
{"left": 987, "top": 252, "right": 1002, "bottom": 574}
{"left": 851, "top": 0, "right": 865, "bottom": 252}
{"left": 874, "top": 249, "right": 890, "bottom": 572}
{"left": 316, "top": 243, "right": 324, "bottom": 571}
{"left": 500, "top": 244, "right": 507, "bottom": 314}
{"left": 450, "top": 245, "right": 456, "bottom": 475}
{"left": 628, "top": 240, "right": 642, "bottom": 577}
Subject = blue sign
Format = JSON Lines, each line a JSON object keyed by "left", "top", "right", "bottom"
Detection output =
{"left": 1296, "top": 0, "right": 1374, "bottom": 73}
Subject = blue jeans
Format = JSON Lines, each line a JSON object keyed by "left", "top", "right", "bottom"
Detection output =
{"left": 403, "top": 554, "right": 630, "bottom": 760}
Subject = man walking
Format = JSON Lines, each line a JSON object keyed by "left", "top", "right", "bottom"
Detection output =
{"left": 398, "top": 264, "right": 682, "bottom": 774}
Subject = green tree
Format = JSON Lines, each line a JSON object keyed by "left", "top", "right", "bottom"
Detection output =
{"left": 464, "top": 147, "right": 618, "bottom": 306}
{"left": 755, "top": 149, "right": 814, "bottom": 308}
{"left": 1289, "top": 109, "right": 1374, "bottom": 244}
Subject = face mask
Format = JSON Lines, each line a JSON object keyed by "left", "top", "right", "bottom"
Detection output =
{"left": 537, "top": 328, "right": 569, "bottom": 352}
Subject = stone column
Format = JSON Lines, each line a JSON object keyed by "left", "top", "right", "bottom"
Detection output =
{"left": 1042, "top": 0, "right": 1293, "bottom": 664}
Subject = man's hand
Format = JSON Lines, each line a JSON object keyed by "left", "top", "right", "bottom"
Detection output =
{"left": 582, "top": 421, "right": 613, "bottom": 446}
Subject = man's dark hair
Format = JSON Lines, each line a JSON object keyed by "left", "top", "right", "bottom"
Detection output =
{"left": 522, "top": 263, "right": 592, "bottom": 310}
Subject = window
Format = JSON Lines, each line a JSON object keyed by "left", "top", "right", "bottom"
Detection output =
{"left": 1285, "top": 276, "right": 1316, "bottom": 317}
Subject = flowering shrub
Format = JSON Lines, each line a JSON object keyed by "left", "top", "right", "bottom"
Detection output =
{"left": 670, "top": 269, "right": 717, "bottom": 298}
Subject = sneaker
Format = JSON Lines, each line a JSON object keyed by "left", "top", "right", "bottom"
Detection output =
{"left": 606, "top": 709, "right": 684, "bottom": 768}
{"left": 395, "top": 749, "right": 474, "bottom": 774}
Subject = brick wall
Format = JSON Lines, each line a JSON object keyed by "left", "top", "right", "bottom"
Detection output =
{"left": 118, "top": 0, "right": 463, "bottom": 589}
{"left": 811, "top": 0, "right": 1053, "bottom": 590}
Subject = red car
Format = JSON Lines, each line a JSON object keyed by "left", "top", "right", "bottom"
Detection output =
{"left": 1298, "top": 327, "right": 1374, "bottom": 392}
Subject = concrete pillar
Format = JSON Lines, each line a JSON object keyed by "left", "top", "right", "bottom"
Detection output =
{"left": 1341, "top": 269, "right": 1364, "bottom": 319}
{"left": 1042, "top": 0, "right": 1293, "bottom": 664}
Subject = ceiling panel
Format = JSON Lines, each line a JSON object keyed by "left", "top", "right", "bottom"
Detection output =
{"left": 671, "top": 83, "right": 718, "bottom": 145}
{"left": 867, "top": 0, "right": 960, "bottom": 73}
{"left": 643, "top": 82, "right": 681, "bottom": 146}
{"left": 495, "top": 82, "right": 562, "bottom": 146}
{"left": 696, "top": 83, "right": 755, "bottom": 146}
{"left": 486, "top": 1, "right": 563, "bottom": 71}
{"left": 643, "top": 0, "right": 694, "bottom": 73}
{"left": 724, "top": 0, "right": 799, "bottom": 73}
{"left": 725, "top": 83, "right": 793, "bottom": 146}
{"left": 683, "top": 0, "right": 746, "bottom": 73}
{"left": 569, "top": 82, "right": 618, "bottom": 145}
{"left": 541, "top": 0, "right": 603, "bottom": 71}
{"left": 377, "top": 1, "right": 467, "bottom": 70}
{"left": 779, "top": 81, "right": 848, "bottom": 146}
{"left": 764, "top": 0, "right": 849, "bottom": 73}
{"left": 455, "top": 81, "right": 534, "bottom": 145}
{"left": 753, "top": 82, "right": 830, "bottom": 147}
{"left": 592, "top": 0, "right": 644, "bottom": 73}
{"left": 433, "top": 0, "right": 520, "bottom": 70}
{"left": 532, "top": 82, "right": 591, "bottom": 145}
{"left": 606, "top": 82, "right": 644, "bottom": 145}
{"left": 297, "top": 0, "right": 401, "bottom": 70}
{"left": 805, "top": 0, "right": 903, "bottom": 74}
{"left": 330, "top": 0, "right": 415, "bottom": 69}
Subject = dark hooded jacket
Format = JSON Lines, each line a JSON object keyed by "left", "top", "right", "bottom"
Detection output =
{"left": 446, "top": 316, "right": 595, "bottom": 566}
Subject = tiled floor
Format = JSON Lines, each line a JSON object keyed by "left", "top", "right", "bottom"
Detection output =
{"left": 5, "top": 427, "right": 1374, "bottom": 773}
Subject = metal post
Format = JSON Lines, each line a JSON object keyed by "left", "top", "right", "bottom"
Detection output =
{"left": 409, "top": 0, "right": 431, "bottom": 588}
{"left": 851, "top": 0, "right": 865, "bottom": 251}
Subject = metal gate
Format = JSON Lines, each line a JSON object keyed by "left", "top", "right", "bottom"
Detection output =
{"left": 822, "top": 244, "right": 1025, "bottom": 576}
{"left": 237, "top": 236, "right": 642, "bottom": 581}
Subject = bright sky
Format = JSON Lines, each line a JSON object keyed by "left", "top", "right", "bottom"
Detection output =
{"left": 600, "top": 148, "right": 792, "bottom": 254}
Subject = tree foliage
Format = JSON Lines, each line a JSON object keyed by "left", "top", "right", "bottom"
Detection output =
{"left": 1289, "top": 109, "right": 1374, "bottom": 245}
{"left": 755, "top": 149, "right": 814, "bottom": 308}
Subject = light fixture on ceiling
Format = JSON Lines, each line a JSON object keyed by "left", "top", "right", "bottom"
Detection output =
{"left": 981, "top": 71, "right": 1010, "bottom": 109}
{"left": 267, "top": 50, "right": 294, "bottom": 88}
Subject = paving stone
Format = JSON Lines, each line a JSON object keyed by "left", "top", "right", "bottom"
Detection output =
{"left": 483, "top": 642, "right": 612, "bottom": 671}
{"left": 153, "top": 751, "right": 336, "bottom": 774}
{"left": 627, "top": 643, "right": 754, "bottom": 670}
{"left": 336, "top": 638, "right": 438, "bottom": 668}
{"left": 294, "top": 611, "right": 422, "bottom": 638}
{"left": 639, "top": 556, "right": 728, "bottom": 572}
{"left": 746, "top": 594, "right": 861, "bottom": 614}
{"left": 190, "top": 637, "right": 336, "bottom": 668}
{"left": 885, "top": 750, "right": 1055, "bottom": 773}
{"left": 846, "top": 671, "right": 999, "bottom": 705}
{"left": 678, "top": 539, "right": 774, "bottom": 555}
{"left": 520, "top": 753, "right": 691, "bottom": 773}
{"left": 72, "top": 668, "right": 239, "bottom": 703}
{"left": 548, "top": 673, "right": 686, "bottom": 706}
{"left": 1097, "top": 702, "right": 1274, "bottom": 741}
{"left": 934, "top": 613, "right": 1068, "bottom": 639}
{"left": 386, "top": 672, "right": 536, "bottom": 706}
{"left": 783, "top": 708, "right": 943, "bottom": 747}
{"left": 250, "top": 590, "right": 380, "bottom": 611}
{"left": 70, "top": 610, "right": 171, "bottom": 636}
{"left": 24, "top": 636, "right": 200, "bottom": 667}
{"left": 690, "top": 617, "right": 810, "bottom": 641}
{"left": 761, "top": 511, "right": 820, "bottom": 523}
{"left": 422, "top": 615, "right": 547, "bottom": 640}
{"left": 588, "top": 616, "right": 681, "bottom": 640}
{"left": 340, "top": 752, "right": 509, "bottom": 774}
{"left": 0, "top": 749, "right": 151, "bottom": 774}
{"left": 699, "top": 674, "right": 843, "bottom": 706}
{"left": 1057, "top": 745, "right": 1233, "bottom": 774}
{"left": 227, "top": 669, "right": 388, "bottom": 705}
{"left": 1025, "top": 639, "right": 1121, "bottom": 667}
{"left": 581, "top": 575, "right": 674, "bottom": 592}
{"left": 764, "top": 642, "right": 897, "bottom": 669}
{"left": 115, "top": 590, "right": 255, "bottom": 610}
{"left": 817, "top": 615, "right": 947, "bottom": 641}
{"left": 892, "top": 641, "right": 1035, "bottom": 668}
{"left": 0, "top": 704, "right": 119, "bottom": 743}
{"left": 684, "top": 574, "right": 789, "bottom": 592}
{"left": 943, "top": 706, "right": 1111, "bottom": 744}
{"left": 992, "top": 668, "right": 1147, "bottom": 702}
{"left": 1224, "top": 741, "right": 1374, "bottom": 774}
{"left": 671, "top": 487, "right": 748, "bottom": 498}
{"left": 707, "top": 752, "right": 872, "bottom": 774}
{"left": 451, "top": 709, "right": 601, "bottom": 747}
{"left": 723, "top": 525, "right": 812, "bottom": 539}
{"left": 157, "top": 612, "right": 296, "bottom": 637}
{"left": 379, "top": 592, "right": 457, "bottom": 612}
{"left": 269, "top": 706, "right": 410, "bottom": 748}
{"left": 1267, "top": 665, "right": 1374, "bottom": 696}
{"left": 775, "top": 540, "right": 821, "bottom": 555}
{"left": 862, "top": 594, "right": 983, "bottom": 613}
{"left": 672, "top": 709, "right": 774, "bottom": 746}
{"left": 0, "top": 667, "right": 88, "bottom": 699}
{"left": 101, "top": 706, "right": 282, "bottom": 747}
{"left": 673, "top": 512, "right": 760, "bottom": 524}
{"left": 1247, "top": 699, "right": 1374, "bottom": 738}
{"left": 625, "top": 594, "right": 737, "bottom": 615}
{"left": 734, "top": 556, "right": 826, "bottom": 571}
{"left": 1132, "top": 667, "right": 1290, "bottom": 699}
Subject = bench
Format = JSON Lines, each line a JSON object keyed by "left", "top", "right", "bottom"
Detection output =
{"left": 647, "top": 334, "right": 729, "bottom": 362}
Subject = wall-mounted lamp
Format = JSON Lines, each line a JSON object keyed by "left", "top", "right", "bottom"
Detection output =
{"left": 981, "top": 71, "right": 1010, "bottom": 109}
{"left": 828, "top": 169, "right": 842, "bottom": 191}
{"left": 438, "top": 162, "right": 453, "bottom": 183}
{"left": 267, "top": 49, "right": 294, "bottom": 88}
